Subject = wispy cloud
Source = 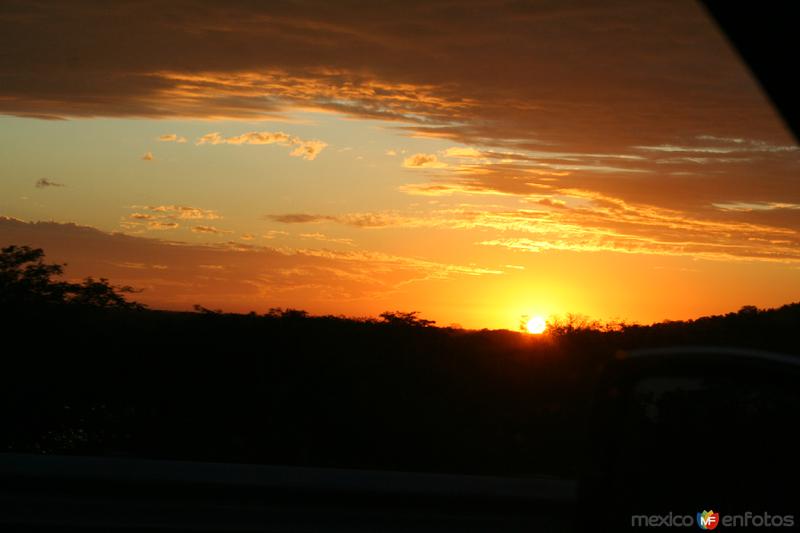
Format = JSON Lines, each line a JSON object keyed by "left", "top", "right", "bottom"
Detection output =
{"left": 403, "top": 153, "right": 447, "bottom": 169}
{"left": 147, "top": 221, "right": 179, "bottom": 230}
{"left": 266, "top": 190, "right": 800, "bottom": 264}
{"left": 128, "top": 213, "right": 156, "bottom": 220}
{"left": 134, "top": 205, "right": 222, "bottom": 220}
{"left": 461, "top": 193, "right": 800, "bottom": 263}
{"left": 196, "top": 131, "right": 327, "bottom": 160}
{"left": 442, "top": 147, "right": 482, "bottom": 158}
{"left": 266, "top": 212, "right": 404, "bottom": 228}
{"left": 158, "top": 133, "right": 187, "bottom": 143}
{"left": 299, "top": 232, "right": 355, "bottom": 246}
{"left": 35, "top": 178, "right": 65, "bottom": 188}
{"left": 123, "top": 205, "right": 224, "bottom": 233}
{"left": 265, "top": 213, "right": 336, "bottom": 224}
{"left": 289, "top": 140, "right": 327, "bottom": 160}
{"left": 263, "top": 230, "right": 289, "bottom": 239}
{"left": 713, "top": 201, "right": 800, "bottom": 212}
{"left": 398, "top": 182, "right": 519, "bottom": 197}
{"left": 636, "top": 136, "right": 798, "bottom": 154}
{"left": 192, "top": 225, "right": 232, "bottom": 235}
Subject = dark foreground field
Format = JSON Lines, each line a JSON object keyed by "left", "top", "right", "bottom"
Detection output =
{"left": 3, "top": 298, "right": 799, "bottom": 479}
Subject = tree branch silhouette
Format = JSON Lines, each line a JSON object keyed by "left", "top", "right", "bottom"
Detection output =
{"left": 0, "top": 245, "right": 144, "bottom": 309}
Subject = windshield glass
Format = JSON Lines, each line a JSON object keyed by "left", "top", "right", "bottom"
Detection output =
{"left": 1, "top": 0, "right": 797, "bottom": 482}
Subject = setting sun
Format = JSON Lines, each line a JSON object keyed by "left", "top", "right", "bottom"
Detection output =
{"left": 526, "top": 316, "right": 548, "bottom": 335}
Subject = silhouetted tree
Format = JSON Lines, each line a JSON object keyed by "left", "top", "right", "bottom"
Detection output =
{"left": 547, "top": 313, "right": 600, "bottom": 336}
{"left": 379, "top": 310, "right": 435, "bottom": 327}
{"left": 266, "top": 307, "right": 309, "bottom": 320}
{"left": 737, "top": 305, "right": 759, "bottom": 316}
{"left": 0, "top": 244, "right": 143, "bottom": 309}
{"left": 68, "top": 276, "right": 142, "bottom": 309}
{"left": 193, "top": 304, "right": 222, "bottom": 315}
{"left": 0, "top": 245, "right": 68, "bottom": 304}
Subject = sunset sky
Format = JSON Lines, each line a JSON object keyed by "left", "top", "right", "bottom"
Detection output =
{"left": 1, "top": 0, "right": 798, "bottom": 329}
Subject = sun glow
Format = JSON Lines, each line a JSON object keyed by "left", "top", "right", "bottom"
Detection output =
{"left": 526, "top": 316, "right": 547, "bottom": 334}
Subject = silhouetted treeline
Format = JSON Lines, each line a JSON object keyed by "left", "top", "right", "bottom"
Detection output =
{"left": 1, "top": 245, "right": 799, "bottom": 477}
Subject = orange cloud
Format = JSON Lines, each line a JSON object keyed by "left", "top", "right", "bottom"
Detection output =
{"left": 192, "top": 225, "right": 232, "bottom": 235}
{"left": 147, "top": 221, "right": 178, "bottom": 230}
{"left": 265, "top": 214, "right": 336, "bottom": 224}
{"left": 289, "top": 140, "right": 327, "bottom": 160}
{"left": 123, "top": 206, "right": 225, "bottom": 234}
{"left": 158, "top": 133, "right": 187, "bottom": 143}
{"left": 299, "top": 233, "right": 355, "bottom": 246}
{"left": 196, "top": 130, "right": 327, "bottom": 160}
{"left": 267, "top": 212, "right": 406, "bottom": 229}
{"left": 132, "top": 205, "right": 222, "bottom": 220}
{"left": 397, "top": 182, "right": 518, "bottom": 197}
{"left": 263, "top": 193, "right": 800, "bottom": 264}
{"left": 442, "top": 147, "right": 482, "bottom": 158}
{"left": 403, "top": 153, "right": 447, "bottom": 169}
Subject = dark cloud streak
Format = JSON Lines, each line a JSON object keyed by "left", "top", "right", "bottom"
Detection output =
{"left": 35, "top": 178, "right": 65, "bottom": 188}
{"left": 265, "top": 214, "right": 337, "bottom": 224}
{"left": 0, "top": 0, "right": 786, "bottom": 148}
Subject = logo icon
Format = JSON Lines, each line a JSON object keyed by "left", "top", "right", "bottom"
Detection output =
{"left": 697, "top": 510, "right": 720, "bottom": 530}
